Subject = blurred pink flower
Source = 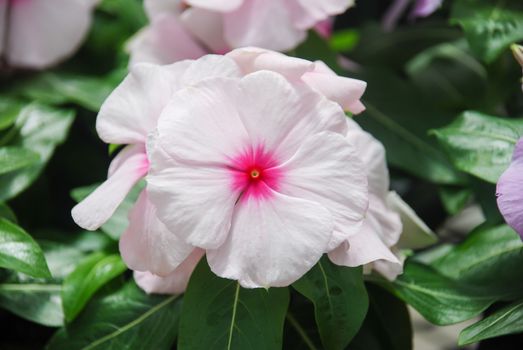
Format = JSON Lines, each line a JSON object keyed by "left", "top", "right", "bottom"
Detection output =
{"left": 0, "top": 0, "right": 98, "bottom": 69}
{"left": 128, "top": 0, "right": 355, "bottom": 65}
{"left": 411, "top": 0, "right": 443, "bottom": 18}
{"left": 72, "top": 50, "right": 369, "bottom": 290}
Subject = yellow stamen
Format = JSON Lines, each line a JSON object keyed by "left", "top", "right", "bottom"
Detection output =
{"left": 250, "top": 169, "right": 260, "bottom": 179}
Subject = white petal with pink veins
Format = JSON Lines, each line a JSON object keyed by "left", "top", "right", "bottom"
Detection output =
{"left": 134, "top": 249, "right": 205, "bottom": 295}
{"left": 180, "top": 8, "right": 230, "bottom": 54}
{"left": 224, "top": 0, "right": 306, "bottom": 52}
{"left": 277, "top": 132, "right": 368, "bottom": 250}
{"left": 128, "top": 15, "right": 206, "bottom": 66}
{"left": 7, "top": 0, "right": 97, "bottom": 69}
{"left": 72, "top": 144, "right": 148, "bottom": 231}
{"left": 185, "top": 0, "right": 243, "bottom": 12}
{"left": 144, "top": 0, "right": 183, "bottom": 19}
{"left": 120, "top": 190, "right": 194, "bottom": 276}
{"left": 208, "top": 191, "right": 334, "bottom": 288}
{"left": 96, "top": 62, "right": 191, "bottom": 144}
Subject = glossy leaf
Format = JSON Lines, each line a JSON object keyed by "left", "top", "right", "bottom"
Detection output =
{"left": 451, "top": 0, "right": 523, "bottom": 63}
{"left": 71, "top": 181, "right": 143, "bottom": 240}
{"left": 349, "top": 284, "right": 412, "bottom": 350}
{"left": 0, "top": 104, "right": 75, "bottom": 201}
{"left": 0, "top": 218, "right": 50, "bottom": 278}
{"left": 459, "top": 300, "right": 523, "bottom": 345}
{"left": 438, "top": 186, "right": 473, "bottom": 215}
{"left": 0, "top": 146, "right": 40, "bottom": 175}
{"left": 433, "top": 225, "right": 523, "bottom": 299}
{"left": 392, "top": 261, "right": 495, "bottom": 325}
{"left": 48, "top": 281, "right": 181, "bottom": 349}
{"left": 62, "top": 252, "right": 127, "bottom": 322}
{"left": 178, "top": 258, "right": 290, "bottom": 350}
{"left": 432, "top": 111, "right": 523, "bottom": 183}
{"left": 292, "top": 256, "right": 368, "bottom": 350}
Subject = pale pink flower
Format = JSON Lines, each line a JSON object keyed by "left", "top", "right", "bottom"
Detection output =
{"left": 0, "top": 0, "right": 98, "bottom": 69}
{"left": 72, "top": 51, "right": 369, "bottom": 290}
{"left": 147, "top": 72, "right": 368, "bottom": 288}
{"left": 128, "top": 0, "right": 355, "bottom": 66}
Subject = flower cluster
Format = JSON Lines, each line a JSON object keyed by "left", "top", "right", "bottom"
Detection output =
{"left": 128, "top": 0, "right": 355, "bottom": 66}
{"left": 72, "top": 48, "right": 428, "bottom": 292}
{"left": 0, "top": 0, "right": 98, "bottom": 69}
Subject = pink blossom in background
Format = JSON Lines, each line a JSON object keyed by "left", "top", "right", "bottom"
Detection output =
{"left": 0, "top": 0, "right": 98, "bottom": 69}
{"left": 128, "top": 0, "right": 355, "bottom": 66}
{"left": 411, "top": 0, "right": 443, "bottom": 18}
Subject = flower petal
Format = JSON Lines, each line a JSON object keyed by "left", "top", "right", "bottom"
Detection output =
{"left": 72, "top": 145, "right": 148, "bottom": 231}
{"left": 120, "top": 189, "right": 194, "bottom": 276}
{"left": 411, "top": 0, "right": 443, "bottom": 18}
{"left": 134, "top": 248, "right": 205, "bottom": 295}
{"left": 144, "top": 0, "right": 181, "bottom": 18}
{"left": 223, "top": 0, "right": 306, "bottom": 52}
{"left": 0, "top": 2, "right": 6, "bottom": 58}
{"left": 290, "top": 0, "right": 355, "bottom": 29}
{"left": 185, "top": 0, "right": 243, "bottom": 12}
{"left": 96, "top": 61, "right": 190, "bottom": 144}
{"left": 7, "top": 0, "right": 97, "bottom": 68}
{"left": 128, "top": 15, "right": 206, "bottom": 66}
{"left": 207, "top": 191, "right": 334, "bottom": 288}
{"left": 277, "top": 132, "right": 368, "bottom": 250}
{"left": 497, "top": 138, "right": 523, "bottom": 238}
{"left": 302, "top": 61, "right": 367, "bottom": 114}
{"left": 180, "top": 8, "right": 230, "bottom": 54}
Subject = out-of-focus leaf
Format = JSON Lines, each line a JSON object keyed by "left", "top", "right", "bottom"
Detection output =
{"left": 459, "top": 300, "right": 523, "bottom": 345}
{"left": 18, "top": 70, "right": 124, "bottom": 112}
{"left": 438, "top": 186, "right": 473, "bottom": 215}
{"left": 0, "top": 218, "right": 50, "bottom": 278}
{"left": 349, "top": 284, "right": 412, "bottom": 350}
{"left": 178, "top": 259, "right": 289, "bottom": 350}
{"left": 451, "top": 0, "right": 523, "bottom": 63}
{"left": 0, "top": 104, "right": 75, "bottom": 201}
{"left": 355, "top": 69, "right": 465, "bottom": 185}
{"left": 0, "top": 146, "right": 39, "bottom": 175}
{"left": 71, "top": 181, "right": 143, "bottom": 240}
{"left": 329, "top": 29, "right": 359, "bottom": 53}
{"left": 0, "top": 202, "right": 16, "bottom": 222}
{"left": 48, "top": 281, "right": 181, "bottom": 350}
{"left": 293, "top": 257, "right": 368, "bottom": 350}
{"left": 392, "top": 261, "right": 495, "bottom": 325}
{"left": 432, "top": 111, "right": 523, "bottom": 183}
{"left": 433, "top": 225, "right": 523, "bottom": 299}
{"left": 62, "top": 252, "right": 126, "bottom": 322}
{"left": 0, "top": 97, "right": 23, "bottom": 131}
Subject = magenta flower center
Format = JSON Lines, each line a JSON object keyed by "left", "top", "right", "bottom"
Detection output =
{"left": 228, "top": 145, "right": 283, "bottom": 202}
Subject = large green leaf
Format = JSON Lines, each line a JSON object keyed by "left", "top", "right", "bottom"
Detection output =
{"left": 0, "top": 202, "right": 16, "bottom": 222}
{"left": 0, "top": 146, "right": 40, "bottom": 175}
{"left": 71, "top": 181, "right": 143, "bottom": 240}
{"left": 459, "top": 300, "right": 523, "bottom": 345}
{"left": 292, "top": 257, "right": 368, "bottom": 350}
{"left": 349, "top": 284, "right": 412, "bottom": 350}
{"left": 432, "top": 111, "right": 523, "bottom": 183}
{"left": 0, "top": 104, "right": 75, "bottom": 200}
{"left": 62, "top": 252, "right": 127, "bottom": 322}
{"left": 433, "top": 225, "right": 523, "bottom": 299}
{"left": 355, "top": 69, "right": 465, "bottom": 185}
{"left": 178, "top": 259, "right": 290, "bottom": 350}
{"left": 451, "top": 0, "right": 523, "bottom": 63}
{"left": 392, "top": 261, "right": 495, "bottom": 325}
{"left": 0, "top": 97, "right": 23, "bottom": 131}
{"left": 0, "top": 218, "right": 50, "bottom": 278}
{"left": 48, "top": 281, "right": 181, "bottom": 350}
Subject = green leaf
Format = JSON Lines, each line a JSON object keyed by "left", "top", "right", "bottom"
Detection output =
{"left": 48, "top": 281, "right": 181, "bottom": 350}
{"left": 451, "top": 0, "right": 523, "bottom": 63}
{"left": 292, "top": 257, "right": 368, "bottom": 350}
{"left": 432, "top": 111, "right": 523, "bottom": 183}
{"left": 433, "top": 225, "right": 523, "bottom": 299}
{"left": 0, "top": 104, "right": 75, "bottom": 201}
{"left": 459, "top": 300, "right": 523, "bottom": 345}
{"left": 0, "top": 97, "right": 23, "bottom": 131}
{"left": 0, "top": 218, "right": 51, "bottom": 278}
{"left": 0, "top": 202, "right": 16, "bottom": 222}
{"left": 71, "top": 181, "right": 143, "bottom": 240}
{"left": 355, "top": 69, "right": 465, "bottom": 185}
{"left": 392, "top": 261, "right": 495, "bottom": 325}
{"left": 62, "top": 252, "right": 127, "bottom": 322}
{"left": 178, "top": 258, "right": 290, "bottom": 350}
{"left": 438, "top": 186, "right": 473, "bottom": 215}
{"left": 349, "top": 284, "right": 412, "bottom": 350}
{"left": 329, "top": 29, "right": 359, "bottom": 53}
{"left": 0, "top": 146, "right": 40, "bottom": 175}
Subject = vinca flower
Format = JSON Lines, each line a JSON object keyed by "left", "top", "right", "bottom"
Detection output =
{"left": 0, "top": 0, "right": 98, "bottom": 69}
{"left": 128, "top": 0, "right": 355, "bottom": 66}
{"left": 72, "top": 50, "right": 369, "bottom": 290}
